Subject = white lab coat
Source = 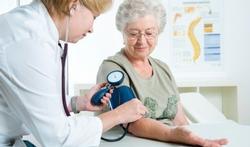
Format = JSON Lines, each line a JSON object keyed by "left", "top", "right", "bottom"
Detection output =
{"left": 0, "top": 1, "right": 102, "bottom": 147}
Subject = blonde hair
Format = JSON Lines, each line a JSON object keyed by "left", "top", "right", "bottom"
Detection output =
{"left": 41, "top": 0, "right": 112, "bottom": 17}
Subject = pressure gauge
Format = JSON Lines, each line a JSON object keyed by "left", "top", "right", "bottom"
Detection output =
{"left": 107, "top": 70, "right": 124, "bottom": 86}
{"left": 91, "top": 70, "right": 125, "bottom": 106}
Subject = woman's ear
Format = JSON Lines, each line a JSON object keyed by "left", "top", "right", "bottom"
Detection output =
{"left": 122, "top": 34, "right": 127, "bottom": 45}
{"left": 70, "top": 4, "right": 77, "bottom": 15}
{"left": 70, "top": 8, "right": 74, "bottom": 16}
{"left": 69, "top": 0, "right": 78, "bottom": 16}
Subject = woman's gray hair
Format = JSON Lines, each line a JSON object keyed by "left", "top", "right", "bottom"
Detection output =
{"left": 116, "top": 0, "right": 166, "bottom": 33}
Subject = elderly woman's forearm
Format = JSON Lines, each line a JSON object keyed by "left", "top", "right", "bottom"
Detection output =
{"left": 128, "top": 118, "right": 173, "bottom": 142}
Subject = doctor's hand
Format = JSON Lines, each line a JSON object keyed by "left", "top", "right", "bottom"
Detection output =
{"left": 114, "top": 99, "right": 148, "bottom": 124}
{"left": 78, "top": 83, "right": 112, "bottom": 112}
{"left": 98, "top": 98, "right": 148, "bottom": 132}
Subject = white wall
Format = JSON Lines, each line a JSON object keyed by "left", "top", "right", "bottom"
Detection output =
{"left": 224, "top": 0, "right": 250, "bottom": 124}
{"left": 68, "top": 0, "right": 123, "bottom": 85}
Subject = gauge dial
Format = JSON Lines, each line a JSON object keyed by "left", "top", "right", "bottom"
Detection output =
{"left": 107, "top": 70, "right": 124, "bottom": 86}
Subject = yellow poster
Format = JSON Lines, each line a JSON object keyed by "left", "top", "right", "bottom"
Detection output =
{"left": 169, "top": 0, "right": 223, "bottom": 72}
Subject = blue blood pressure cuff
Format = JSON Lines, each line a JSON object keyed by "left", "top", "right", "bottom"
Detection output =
{"left": 110, "top": 85, "right": 135, "bottom": 109}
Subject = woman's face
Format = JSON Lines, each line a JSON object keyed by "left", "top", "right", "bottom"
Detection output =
{"left": 123, "top": 15, "right": 159, "bottom": 60}
{"left": 68, "top": 4, "right": 97, "bottom": 43}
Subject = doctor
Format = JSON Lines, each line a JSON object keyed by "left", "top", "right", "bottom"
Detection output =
{"left": 0, "top": 0, "right": 148, "bottom": 146}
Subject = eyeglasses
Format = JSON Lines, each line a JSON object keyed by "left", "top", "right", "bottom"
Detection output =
{"left": 125, "top": 29, "right": 158, "bottom": 41}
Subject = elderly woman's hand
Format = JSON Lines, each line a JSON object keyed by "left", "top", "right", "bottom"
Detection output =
{"left": 78, "top": 83, "right": 112, "bottom": 112}
{"left": 169, "top": 126, "right": 228, "bottom": 147}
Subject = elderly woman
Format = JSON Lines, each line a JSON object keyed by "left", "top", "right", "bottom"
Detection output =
{"left": 97, "top": 0, "right": 228, "bottom": 146}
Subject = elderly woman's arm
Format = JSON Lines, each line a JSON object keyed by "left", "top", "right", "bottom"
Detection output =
{"left": 128, "top": 118, "right": 228, "bottom": 146}
{"left": 172, "top": 102, "right": 189, "bottom": 125}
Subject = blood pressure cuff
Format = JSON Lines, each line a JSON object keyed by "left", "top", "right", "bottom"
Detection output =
{"left": 110, "top": 86, "right": 135, "bottom": 109}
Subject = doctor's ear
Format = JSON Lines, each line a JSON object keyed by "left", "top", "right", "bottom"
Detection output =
{"left": 69, "top": 4, "right": 77, "bottom": 16}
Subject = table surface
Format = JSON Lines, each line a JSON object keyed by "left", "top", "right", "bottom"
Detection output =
{"left": 100, "top": 121, "right": 250, "bottom": 147}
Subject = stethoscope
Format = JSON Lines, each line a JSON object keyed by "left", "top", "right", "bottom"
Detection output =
{"left": 61, "top": 15, "right": 70, "bottom": 116}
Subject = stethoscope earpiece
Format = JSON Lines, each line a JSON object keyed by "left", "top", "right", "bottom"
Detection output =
{"left": 70, "top": 4, "right": 77, "bottom": 15}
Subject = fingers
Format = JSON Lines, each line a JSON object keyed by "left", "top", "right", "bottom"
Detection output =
{"left": 113, "top": 98, "right": 148, "bottom": 124}
{"left": 99, "top": 93, "right": 112, "bottom": 109}
{"left": 101, "top": 95, "right": 110, "bottom": 105}
{"left": 143, "top": 111, "right": 150, "bottom": 118}
{"left": 105, "top": 92, "right": 112, "bottom": 99}
{"left": 138, "top": 104, "right": 148, "bottom": 116}
{"left": 218, "top": 139, "right": 228, "bottom": 145}
{"left": 207, "top": 138, "right": 228, "bottom": 145}
{"left": 96, "top": 82, "right": 107, "bottom": 89}
{"left": 100, "top": 98, "right": 108, "bottom": 106}
{"left": 131, "top": 99, "right": 148, "bottom": 117}
{"left": 108, "top": 88, "right": 113, "bottom": 94}
{"left": 203, "top": 138, "right": 228, "bottom": 147}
